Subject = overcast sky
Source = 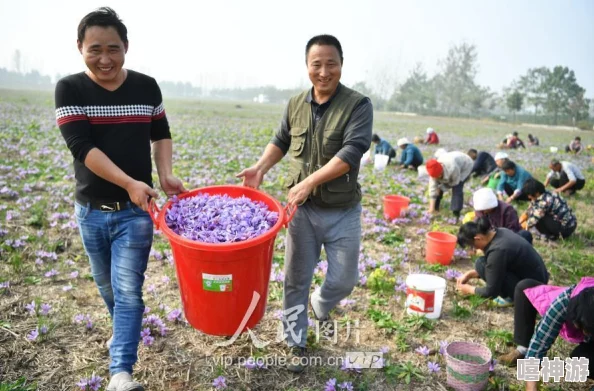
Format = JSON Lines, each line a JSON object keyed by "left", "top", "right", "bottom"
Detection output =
{"left": 1, "top": 0, "right": 592, "bottom": 96}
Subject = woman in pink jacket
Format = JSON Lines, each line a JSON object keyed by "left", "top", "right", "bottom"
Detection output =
{"left": 499, "top": 277, "right": 594, "bottom": 390}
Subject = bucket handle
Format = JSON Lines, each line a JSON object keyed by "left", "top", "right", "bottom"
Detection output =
{"left": 283, "top": 204, "right": 297, "bottom": 228}
{"left": 148, "top": 198, "right": 161, "bottom": 230}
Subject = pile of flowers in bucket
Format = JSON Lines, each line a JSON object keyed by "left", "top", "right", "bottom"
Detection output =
{"left": 165, "top": 193, "right": 279, "bottom": 243}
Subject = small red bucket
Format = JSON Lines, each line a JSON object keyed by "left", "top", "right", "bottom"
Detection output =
{"left": 149, "top": 185, "right": 294, "bottom": 336}
{"left": 383, "top": 195, "right": 410, "bottom": 220}
{"left": 425, "top": 231, "right": 457, "bottom": 265}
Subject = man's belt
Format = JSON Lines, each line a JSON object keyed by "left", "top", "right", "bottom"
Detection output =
{"left": 88, "top": 200, "right": 132, "bottom": 212}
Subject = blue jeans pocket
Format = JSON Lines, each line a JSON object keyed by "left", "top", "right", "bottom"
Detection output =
{"left": 74, "top": 202, "right": 90, "bottom": 221}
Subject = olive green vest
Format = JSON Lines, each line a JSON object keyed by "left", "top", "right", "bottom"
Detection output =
{"left": 286, "top": 84, "right": 366, "bottom": 208}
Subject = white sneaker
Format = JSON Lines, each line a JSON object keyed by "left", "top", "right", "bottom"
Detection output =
{"left": 106, "top": 372, "right": 144, "bottom": 391}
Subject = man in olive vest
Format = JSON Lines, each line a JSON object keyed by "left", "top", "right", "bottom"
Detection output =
{"left": 237, "top": 35, "right": 372, "bottom": 372}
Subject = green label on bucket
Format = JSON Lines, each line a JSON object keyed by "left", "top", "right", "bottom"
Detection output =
{"left": 202, "top": 273, "right": 233, "bottom": 292}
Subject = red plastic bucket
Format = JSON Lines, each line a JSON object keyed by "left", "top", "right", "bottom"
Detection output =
{"left": 383, "top": 195, "right": 410, "bottom": 220}
{"left": 425, "top": 231, "right": 457, "bottom": 265}
{"left": 149, "top": 185, "right": 294, "bottom": 336}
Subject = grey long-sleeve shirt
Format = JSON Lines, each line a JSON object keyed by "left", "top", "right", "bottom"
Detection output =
{"left": 270, "top": 87, "right": 373, "bottom": 169}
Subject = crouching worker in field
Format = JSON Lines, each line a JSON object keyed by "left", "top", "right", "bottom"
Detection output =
{"left": 424, "top": 127, "right": 439, "bottom": 144}
{"left": 520, "top": 178, "right": 577, "bottom": 241}
{"left": 397, "top": 137, "right": 423, "bottom": 170}
{"left": 498, "top": 277, "right": 594, "bottom": 390}
{"left": 497, "top": 160, "right": 533, "bottom": 203}
{"left": 426, "top": 151, "right": 474, "bottom": 221}
{"left": 467, "top": 149, "right": 497, "bottom": 183}
{"left": 55, "top": 7, "right": 186, "bottom": 391}
{"left": 371, "top": 133, "right": 396, "bottom": 164}
{"left": 566, "top": 136, "right": 584, "bottom": 155}
{"left": 472, "top": 188, "right": 533, "bottom": 244}
{"left": 545, "top": 159, "right": 586, "bottom": 196}
{"left": 237, "top": 34, "right": 372, "bottom": 373}
{"left": 455, "top": 217, "right": 549, "bottom": 307}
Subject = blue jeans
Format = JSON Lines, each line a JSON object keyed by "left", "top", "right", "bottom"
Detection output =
{"left": 75, "top": 202, "right": 153, "bottom": 375}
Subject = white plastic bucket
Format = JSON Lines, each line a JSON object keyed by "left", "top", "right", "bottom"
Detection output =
{"left": 550, "top": 146, "right": 558, "bottom": 153}
{"left": 417, "top": 165, "right": 429, "bottom": 179}
{"left": 361, "top": 150, "right": 371, "bottom": 166}
{"left": 406, "top": 274, "right": 446, "bottom": 319}
{"left": 374, "top": 154, "right": 389, "bottom": 171}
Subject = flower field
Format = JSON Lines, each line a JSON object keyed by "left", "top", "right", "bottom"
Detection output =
{"left": 1, "top": 89, "right": 593, "bottom": 391}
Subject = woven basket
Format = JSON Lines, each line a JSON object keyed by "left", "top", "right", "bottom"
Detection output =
{"left": 446, "top": 341, "right": 492, "bottom": 391}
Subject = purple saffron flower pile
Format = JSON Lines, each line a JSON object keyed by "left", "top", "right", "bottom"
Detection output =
{"left": 165, "top": 194, "right": 279, "bottom": 243}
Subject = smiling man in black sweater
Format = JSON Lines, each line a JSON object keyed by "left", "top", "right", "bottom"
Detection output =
{"left": 55, "top": 7, "right": 185, "bottom": 391}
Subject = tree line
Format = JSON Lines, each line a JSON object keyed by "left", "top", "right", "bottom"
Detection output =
{"left": 359, "top": 43, "right": 591, "bottom": 127}
{"left": 1, "top": 44, "right": 591, "bottom": 128}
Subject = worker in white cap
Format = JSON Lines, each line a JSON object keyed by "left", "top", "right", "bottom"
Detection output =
{"left": 424, "top": 127, "right": 439, "bottom": 145}
{"left": 482, "top": 151, "right": 509, "bottom": 189}
{"left": 494, "top": 151, "right": 509, "bottom": 167}
{"left": 397, "top": 137, "right": 424, "bottom": 170}
{"left": 472, "top": 188, "right": 532, "bottom": 244}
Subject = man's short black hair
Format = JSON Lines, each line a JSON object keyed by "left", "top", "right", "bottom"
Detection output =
{"left": 567, "top": 287, "right": 594, "bottom": 336}
{"left": 513, "top": 131, "right": 519, "bottom": 136}
{"left": 305, "top": 35, "right": 343, "bottom": 64}
{"left": 78, "top": 7, "right": 128, "bottom": 44}
{"left": 467, "top": 149, "right": 477, "bottom": 155}
{"left": 550, "top": 159, "right": 561, "bottom": 167}
{"left": 575, "top": 136, "right": 581, "bottom": 141}
{"left": 501, "top": 160, "right": 516, "bottom": 171}
{"left": 522, "top": 178, "right": 545, "bottom": 197}
{"left": 371, "top": 134, "right": 380, "bottom": 143}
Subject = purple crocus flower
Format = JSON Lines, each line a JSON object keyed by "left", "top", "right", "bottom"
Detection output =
{"left": 339, "top": 382, "right": 354, "bottom": 391}
{"left": 359, "top": 275, "right": 367, "bottom": 286}
{"left": 272, "top": 309, "right": 284, "bottom": 320}
{"left": 40, "top": 303, "right": 51, "bottom": 316}
{"left": 339, "top": 298, "right": 356, "bottom": 307}
{"left": 39, "top": 325, "right": 48, "bottom": 334}
{"left": 341, "top": 362, "right": 362, "bottom": 373}
{"left": 212, "top": 375, "right": 227, "bottom": 389}
{"left": 244, "top": 358, "right": 257, "bottom": 370}
{"left": 380, "top": 346, "right": 389, "bottom": 354}
{"left": 25, "top": 301, "right": 36, "bottom": 316}
{"left": 26, "top": 328, "right": 39, "bottom": 341}
{"left": 439, "top": 340, "right": 449, "bottom": 355}
{"left": 415, "top": 345, "right": 431, "bottom": 356}
{"left": 428, "top": 361, "right": 441, "bottom": 373}
{"left": 142, "top": 335, "right": 155, "bottom": 346}
{"left": 324, "top": 378, "right": 337, "bottom": 391}
{"left": 76, "top": 375, "right": 103, "bottom": 391}
{"left": 445, "top": 269, "right": 462, "bottom": 280}
{"left": 395, "top": 281, "right": 407, "bottom": 293}
{"left": 44, "top": 269, "right": 59, "bottom": 278}
{"left": 166, "top": 309, "right": 183, "bottom": 322}
{"left": 490, "top": 359, "right": 497, "bottom": 372}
